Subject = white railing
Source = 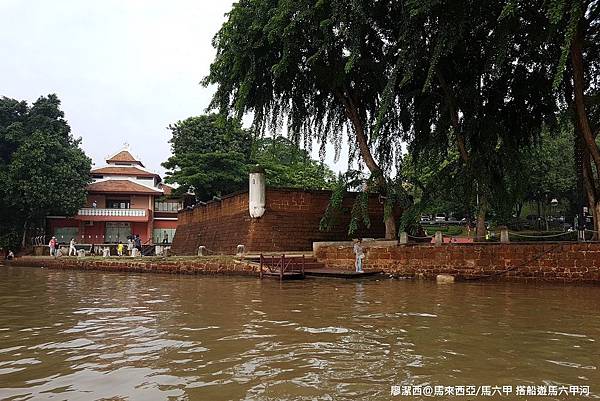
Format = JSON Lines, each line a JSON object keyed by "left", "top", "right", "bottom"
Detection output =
{"left": 78, "top": 208, "right": 146, "bottom": 217}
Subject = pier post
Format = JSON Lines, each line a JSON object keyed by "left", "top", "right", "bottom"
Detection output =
{"left": 399, "top": 232, "right": 408, "bottom": 244}
{"left": 434, "top": 231, "right": 443, "bottom": 246}
{"left": 198, "top": 246, "right": 206, "bottom": 256}
{"left": 499, "top": 226, "right": 509, "bottom": 243}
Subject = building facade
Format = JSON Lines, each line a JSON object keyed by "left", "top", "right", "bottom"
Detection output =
{"left": 47, "top": 149, "right": 181, "bottom": 245}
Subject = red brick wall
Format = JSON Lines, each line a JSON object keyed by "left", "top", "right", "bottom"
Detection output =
{"left": 315, "top": 242, "right": 600, "bottom": 282}
{"left": 171, "top": 188, "right": 390, "bottom": 255}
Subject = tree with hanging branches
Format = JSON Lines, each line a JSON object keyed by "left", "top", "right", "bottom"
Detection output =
{"left": 501, "top": 0, "right": 599, "bottom": 235}
{"left": 395, "top": 0, "right": 561, "bottom": 239}
{"left": 203, "top": 0, "right": 414, "bottom": 239}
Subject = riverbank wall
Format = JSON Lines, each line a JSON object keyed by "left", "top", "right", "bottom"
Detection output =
{"left": 7, "top": 256, "right": 260, "bottom": 276}
{"left": 171, "top": 188, "right": 391, "bottom": 255}
{"left": 314, "top": 241, "right": 600, "bottom": 282}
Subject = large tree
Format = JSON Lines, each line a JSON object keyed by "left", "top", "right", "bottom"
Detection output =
{"left": 203, "top": 0, "right": 410, "bottom": 238}
{"left": 504, "top": 0, "right": 599, "bottom": 234}
{"left": 0, "top": 94, "right": 91, "bottom": 249}
{"left": 162, "top": 114, "right": 335, "bottom": 201}
{"left": 395, "top": 1, "right": 561, "bottom": 239}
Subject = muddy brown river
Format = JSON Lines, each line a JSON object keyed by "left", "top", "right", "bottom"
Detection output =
{"left": 0, "top": 266, "right": 598, "bottom": 400}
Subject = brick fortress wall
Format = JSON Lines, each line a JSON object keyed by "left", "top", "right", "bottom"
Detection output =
{"left": 314, "top": 242, "right": 600, "bottom": 283}
{"left": 171, "top": 188, "right": 389, "bottom": 255}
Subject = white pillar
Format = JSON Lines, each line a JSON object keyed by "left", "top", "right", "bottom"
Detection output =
{"left": 249, "top": 166, "right": 266, "bottom": 218}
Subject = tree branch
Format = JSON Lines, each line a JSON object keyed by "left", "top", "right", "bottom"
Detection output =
{"left": 437, "top": 71, "right": 469, "bottom": 163}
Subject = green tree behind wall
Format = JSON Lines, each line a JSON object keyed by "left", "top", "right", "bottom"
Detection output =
{"left": 162, "top": 114, "right": 335, "bottom": 202}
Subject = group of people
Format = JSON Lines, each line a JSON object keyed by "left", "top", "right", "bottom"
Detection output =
{"left": 49, "top": 234, "right": 144, "bottom": 257}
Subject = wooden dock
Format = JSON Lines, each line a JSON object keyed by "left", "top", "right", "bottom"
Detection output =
{"left": 304, "top": 269, "right": 382, "bottom": 279}
{"left": 247, "top": 254, "right": 382, "bottom": 281}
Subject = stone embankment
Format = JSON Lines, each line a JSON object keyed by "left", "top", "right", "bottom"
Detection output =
{"left": 314, "top": 241, "right": 600, "bottom": 283}
{"left": 8, "top": 256, "right": 259, "bottom": 276}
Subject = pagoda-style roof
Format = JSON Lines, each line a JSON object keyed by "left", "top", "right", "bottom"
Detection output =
{"left": 159, "top": 183, "right": 175, "bottom": 195}
{"left": 87, "top": 179, "right": 162, "bottom": 195}
{"left": 106, "top": 150, "right": 144, "bottom": 167}
{"left": 90, "top": 166, "right": 159, "bottom": 178}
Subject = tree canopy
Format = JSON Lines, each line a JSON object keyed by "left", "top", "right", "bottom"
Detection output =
{"left": 204, "top": 0, "right": 585, "bottom": 239}
{"left": 203, "top": 0, "right": 412, "bottom": 237}
{"left": 0, "top": 94, "right": 91, "bottom": 249}
{"left": 162, "top": 114, "right": 335, "bottom": 202}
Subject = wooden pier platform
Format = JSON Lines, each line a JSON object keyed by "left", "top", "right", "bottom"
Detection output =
{"left": 304, "top": 269, "right": 382, "bottom": 279}
{"left": 260, "top": 270, "right": 305, "bottom": 280}
{"left": 249, "top": 254, "right": 382, "bottom": 281}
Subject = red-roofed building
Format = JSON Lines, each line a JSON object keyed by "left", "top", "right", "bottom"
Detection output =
{"left": 47, "top": 148, "right": 182, "bottom": 245}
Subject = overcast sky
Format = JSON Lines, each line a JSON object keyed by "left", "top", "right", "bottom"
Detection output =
{"left": 0, "top": 0, "right": 350, "bottom": 176}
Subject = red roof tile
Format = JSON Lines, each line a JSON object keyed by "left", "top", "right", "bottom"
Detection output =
{"left": 91, "top": 166, "right": 158, "bottom": 178}
{"left": 87, "top": 180, "right": 162, "bottom": 194}
{"left": 160, "top": 183, "right": 175, "bottom": 195}
{"left": 106, "top": 150, "right": 144, "bottom": 167}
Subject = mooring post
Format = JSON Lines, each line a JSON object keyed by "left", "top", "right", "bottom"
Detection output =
{"left": 399, "top": 232, "right": 408, "bottom": 244}
{"left": 500, "top": 226, "right": 509, "bottom": 243}
{"left": 434, "top": 231, "right": 443, "bottom": 246}
{"left": 236, "top": 244, "right": 245, "bottom": 256}
{"left": 259, "top": 254, "right": 263, "bottom": 279}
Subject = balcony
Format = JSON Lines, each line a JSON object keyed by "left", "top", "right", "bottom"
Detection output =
{"left": 76, "top": 208, "right": 150, "bottom": 222}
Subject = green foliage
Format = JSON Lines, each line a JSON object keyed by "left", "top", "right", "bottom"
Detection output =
{"left": 252, "top": 136, "right": 335, "bottom": 189}
{"left": 162, "top": 114, "right": 252, "bottom": 201}
{"left": 203, "top": 0, "right": 409, "bottom": 175}
{"left": 162, "top": 114, "right": 335, "bottom": 202}
{"left": 0, "top": 95, "right": 91, "bottom": 249}
{"left": 319, "top": 170, "right": 368, "bottom": 235}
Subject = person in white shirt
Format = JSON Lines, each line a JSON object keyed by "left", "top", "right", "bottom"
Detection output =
{"left": 69, "top": 238, "right": 77, "bottom": 256}
{"left": 353, "top": 239, "right": 364, "bottom": 273}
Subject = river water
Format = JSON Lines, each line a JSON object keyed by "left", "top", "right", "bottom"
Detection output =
{"left": 0, "top": 266, "right": 598, "bottom": 401}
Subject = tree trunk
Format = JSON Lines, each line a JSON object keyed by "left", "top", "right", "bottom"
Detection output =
{"left": 335, "top": 88, "right": 396, "bottom": 239}
{"left": 572, "top": 21, "right": 600, "bottom": 240}
{"left": 475, "top": 200, "right": 487, "bottom": 241}
{"left": 20, "top": 220, "right": 28, "bottom": 249}
{"left": 572, "top": 21, "right": 600, "bottom": 180}
{"left": 515, "top": 201, "right": 523, "bottom": 218}
{"left": 384, "top": 214, "right": 396, "bottom": 240}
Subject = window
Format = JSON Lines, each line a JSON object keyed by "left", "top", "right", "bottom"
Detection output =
{"left": 153, "top": 228, "right": 176, "bottom": 244}
{"left": 107, "top": 199, "right": 130, "bottom": 209}
{"left": 154, "top": 201, "right": 181, "bottom": 212}
{"left": 54, "top": 227, "right": 79, "bottom": 244}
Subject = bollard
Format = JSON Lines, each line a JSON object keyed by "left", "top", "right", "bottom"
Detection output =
{"left": 236, "top": 244, "right": 245, "bottom": 256}
{"left": 500, "top": 226, "right": 509, "bottom": 243}
{"left": 198, "top": 246, "right": 206, "bottom": 256}
{"left": 434, "top": 231, "right": 443, "bottom": 246}
{"left": 436, "top": 274, "right": 455, "bottom": 283}
{"left": 399, "top": 232, "right": 408, "bottom": 244}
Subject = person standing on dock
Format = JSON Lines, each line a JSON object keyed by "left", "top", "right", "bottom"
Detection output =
{"left": 117, "top": 241, "right": 124, "bottom": 257}
{"left": 134, "top": 235, "right": 142, "bottom": 256}
{"left": 127, "top": 237, "right": 133, "bottom": 256}
{"left": 353, "top": 239, "right": 364, "bottom": 273}
{"left": 68, "top": 238, "right": 77, "bottom": 256}
{"left": 49, "top": 236, "right": 57, "bottom": 257}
